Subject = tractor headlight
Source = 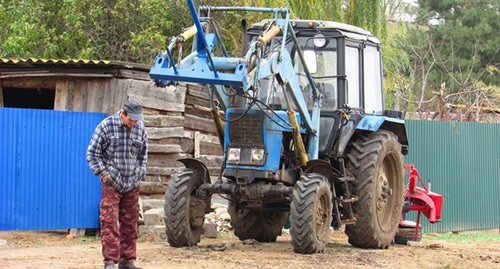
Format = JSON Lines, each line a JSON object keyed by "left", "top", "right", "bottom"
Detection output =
{"left": 313, "top": 33, "right": 327, "bottom": 48}
{"left": 226, "top": 147, "right": 241, "bottom": 164}
{"left": 250, "top": 148, "right": 265, "bottom": 164}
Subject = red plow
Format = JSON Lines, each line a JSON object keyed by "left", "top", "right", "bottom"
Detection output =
{"left": 396, "top": 164, "right": 443, "bottom": 244}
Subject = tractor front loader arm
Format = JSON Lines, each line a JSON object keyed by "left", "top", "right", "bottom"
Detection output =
{"left": 150, "top": 0, "right": 323, "bottom": 160}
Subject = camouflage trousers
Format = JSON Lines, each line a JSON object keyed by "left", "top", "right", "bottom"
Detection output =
{"left": 100, "top": 184, "right": 140, "bottom": 265}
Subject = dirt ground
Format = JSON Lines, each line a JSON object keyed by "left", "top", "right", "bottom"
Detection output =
{"left": 0, "top": 229, "right": 499, "bottom": 269}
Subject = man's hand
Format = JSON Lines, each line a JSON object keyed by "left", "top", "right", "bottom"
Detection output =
{"left": 101, "top": 174, "right": 109, "bottom": 184}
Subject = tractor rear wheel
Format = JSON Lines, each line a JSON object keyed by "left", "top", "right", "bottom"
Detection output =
{"left": 344, "top": 130, "right": 404, "bottom": 249}
{"left": 228, "top": 201, "right": 288, "bottom": 242}
{"left": 290, "top": 173, "right": 333, "bottom": 254}
{"left": 164, "top": 168, "right": 207, "bottom": 247}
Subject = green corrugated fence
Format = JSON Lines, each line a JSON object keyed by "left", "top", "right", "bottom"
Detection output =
{"left": 404, "top": 120, "right": 500, "bottom": 233}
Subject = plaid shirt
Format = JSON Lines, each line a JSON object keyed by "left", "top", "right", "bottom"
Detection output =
{"left": 87, "top": 111, "right": 148, "bottom": 193}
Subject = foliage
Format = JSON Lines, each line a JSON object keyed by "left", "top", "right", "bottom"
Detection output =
{"left": 270, "top": 0, "right": 386, "bottom": 37}
{"left": 417, "top": 0, "right": 499, "bottom": 88}
{"left": 0, "top": 0, "right": 387, "bottom": 63}
{"left": 383, "top": 0, "right": 499, "bottom": 120}
{"left": 345, "top": 0, "right": 386, "bottom": 38}
{"left": 2, "top": 0, "right": 495, "bottom": 121}
{"left": 0, "top": 0, "right": 185, "bottom": 63}
{"left": 384, "top": 23, "right": 415, "bottom": 112}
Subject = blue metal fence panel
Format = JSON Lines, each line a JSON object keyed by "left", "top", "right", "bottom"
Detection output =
{"left": 404, "top": 120, "right": 500, "bottom": 233}
{"left": 0, "top": 108, "right": 106, "bottom": 230}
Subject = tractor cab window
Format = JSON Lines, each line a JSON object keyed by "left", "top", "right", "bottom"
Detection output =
{"left": 293, "top": 37, "right": 338, "bottom": 111}
{"left": 345, "top": 46, "right": 360, "bottom": 108}
{"left": 313, "top": 50, "right": 337, "bottom": 110}
{"left": 247, "top": 34, "right": 285, "bottom": 109}
{"left": 363, "top": 45, "right": 383, "bottom": 114}
{"left": 247, "top": 30, "right": 338, "bottom": 112}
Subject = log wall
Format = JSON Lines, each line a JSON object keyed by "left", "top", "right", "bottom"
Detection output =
{"left": 132, "top": 81, "right": 224, "bottom": 198}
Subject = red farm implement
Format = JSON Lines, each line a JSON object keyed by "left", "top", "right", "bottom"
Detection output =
{"left": 396, "top": 164, "right": 443, "bottom": 244}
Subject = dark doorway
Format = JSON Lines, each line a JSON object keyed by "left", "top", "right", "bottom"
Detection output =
{"left": 3, "top": 88, "right": 55, "bottom": 109}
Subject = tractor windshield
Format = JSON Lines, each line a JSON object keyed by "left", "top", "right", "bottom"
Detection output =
{"left": 247, "top": 29, "right": 338, "bottom": 112}
{"left": 293, "top": 37, "right": 338, "bottom": 111}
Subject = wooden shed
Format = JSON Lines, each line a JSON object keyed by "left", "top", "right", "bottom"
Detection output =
{"left": 0, "top": 58, "right": 223, "bottom": 198}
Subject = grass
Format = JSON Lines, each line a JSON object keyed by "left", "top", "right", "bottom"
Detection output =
{"left": 424, "top": 232, "right": 500, "bottom": 242}
{"left": 216, "top": 232, "right": 235, "bottom": 239}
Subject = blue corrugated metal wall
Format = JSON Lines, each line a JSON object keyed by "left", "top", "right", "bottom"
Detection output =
{"left": 404, "top": 120, "right": 500, "bottom": 233}
{"left": 0, "top": 108, "right": 106, "bottom": 230}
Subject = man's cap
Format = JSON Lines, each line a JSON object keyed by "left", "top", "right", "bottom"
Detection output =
{"left": 123, "top": 99, "right": 143, "bottom": 121}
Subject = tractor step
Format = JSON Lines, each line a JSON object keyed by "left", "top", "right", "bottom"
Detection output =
{"left": 341, "top": 219, "right": 357, "bottom": 225}
{"left": 339, "top": 197, "right": 358, "bottom": 203}
{"left": 336, "top": 176, "right": 355, "bottom": 182}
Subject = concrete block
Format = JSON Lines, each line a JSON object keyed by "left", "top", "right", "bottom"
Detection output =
{"left": 144, "top": 208, "right": 164, "bottom": 226}
{"left": 203, "top": 222, "right": 218, "bottom": 238}
{"left": 69, "top": 228, "right": 86, "bottom": 237}
{"left": 218, "top": 212, "right": 231, "bottom": 221}
{"left": 152, "top": 225, "right": 167, "bottom": 243}
{"left": 139, "top": 225, "right": 167, "bottom": 243}
{"left": 139, "top": 225, "right": 155, "bottom": 235}
{"left": 141, "top": 199, "right": 165, "bottom": 212}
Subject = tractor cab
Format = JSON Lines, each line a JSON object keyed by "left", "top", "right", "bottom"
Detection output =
{"left": 246, "top": 19, "right": 384, "bottom": 114}
{"left": 245, "top": 20, "right": 385, "bottom": 158}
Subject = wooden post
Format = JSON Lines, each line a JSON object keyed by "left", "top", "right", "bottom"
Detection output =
{"left": 194, "top": 131, "right": 201, "bottom": 158}
{"left": 0, "top": 85, "right": 3, "bottom": 107}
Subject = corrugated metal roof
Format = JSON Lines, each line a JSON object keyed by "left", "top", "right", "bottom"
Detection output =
{"left": 0, "top": 58, "right": 110, "bottom": 65}
{"left": 0, "top": 57, "right": 150, "bottom": 71}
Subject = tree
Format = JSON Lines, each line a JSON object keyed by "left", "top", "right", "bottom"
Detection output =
{"left": 383, "top": 0, "right": 499, "bottom": 121}
{"left": 0, "top": 0, "right": 390, "bottom": 62}
{"left": 0, "top": 0, "right": 78, "bottom": 58}
{"left": 417, "top": 0, "right": 499, "bottom": 88}
{"left": 0, "top": 0, "right": 186, "bottom": 63}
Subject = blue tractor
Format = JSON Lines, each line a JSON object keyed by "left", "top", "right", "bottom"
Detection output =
{"left": 150, "top": 0, "right": 409, "bottom": 254}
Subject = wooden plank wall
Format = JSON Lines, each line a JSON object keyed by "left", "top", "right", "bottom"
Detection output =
{"left": 54, "top": 78, "right": 128, "bottom": 115}
{"left": 52, "top": 77, "right": 223, "bottom": 198}
{"left": 128, "top": 81, "right": 223, "bottom": 197}
{"left": 184, "top": 84, "right": 224, "bottom": 177}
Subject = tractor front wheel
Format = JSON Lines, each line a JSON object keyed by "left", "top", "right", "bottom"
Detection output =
{"left": 164, "top": 168, "right": 207, "bottom": 247}
{"left": 290, "top": 173, "right": 333, "bottom": 254}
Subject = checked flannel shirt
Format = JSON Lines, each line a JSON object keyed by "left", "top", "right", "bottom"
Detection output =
{"left": 87, "top": 111, "right": 148, "bottom": 193}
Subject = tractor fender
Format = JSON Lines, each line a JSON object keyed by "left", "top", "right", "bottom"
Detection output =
{"left": 355, "top": 115, "right": 409, "bottom": 155}
{"left": 177, "top": 158, "right": 211, "bottom": 185}
{"left": 304, "top": 159, "right": 334, "bottom": 182}
{"left": 176, "top": 158, "right": 213, "bottom": 213}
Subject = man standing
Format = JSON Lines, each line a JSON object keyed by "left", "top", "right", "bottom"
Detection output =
{"left": 87, "top": 99, "right": 148, "bottom": 269}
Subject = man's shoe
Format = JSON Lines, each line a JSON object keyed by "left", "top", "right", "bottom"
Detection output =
{"left": 104, "top": 264, "right": 116, "bottom": 269}
{"left": 118, "top": 263, "right": 143, "bottom": 269}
